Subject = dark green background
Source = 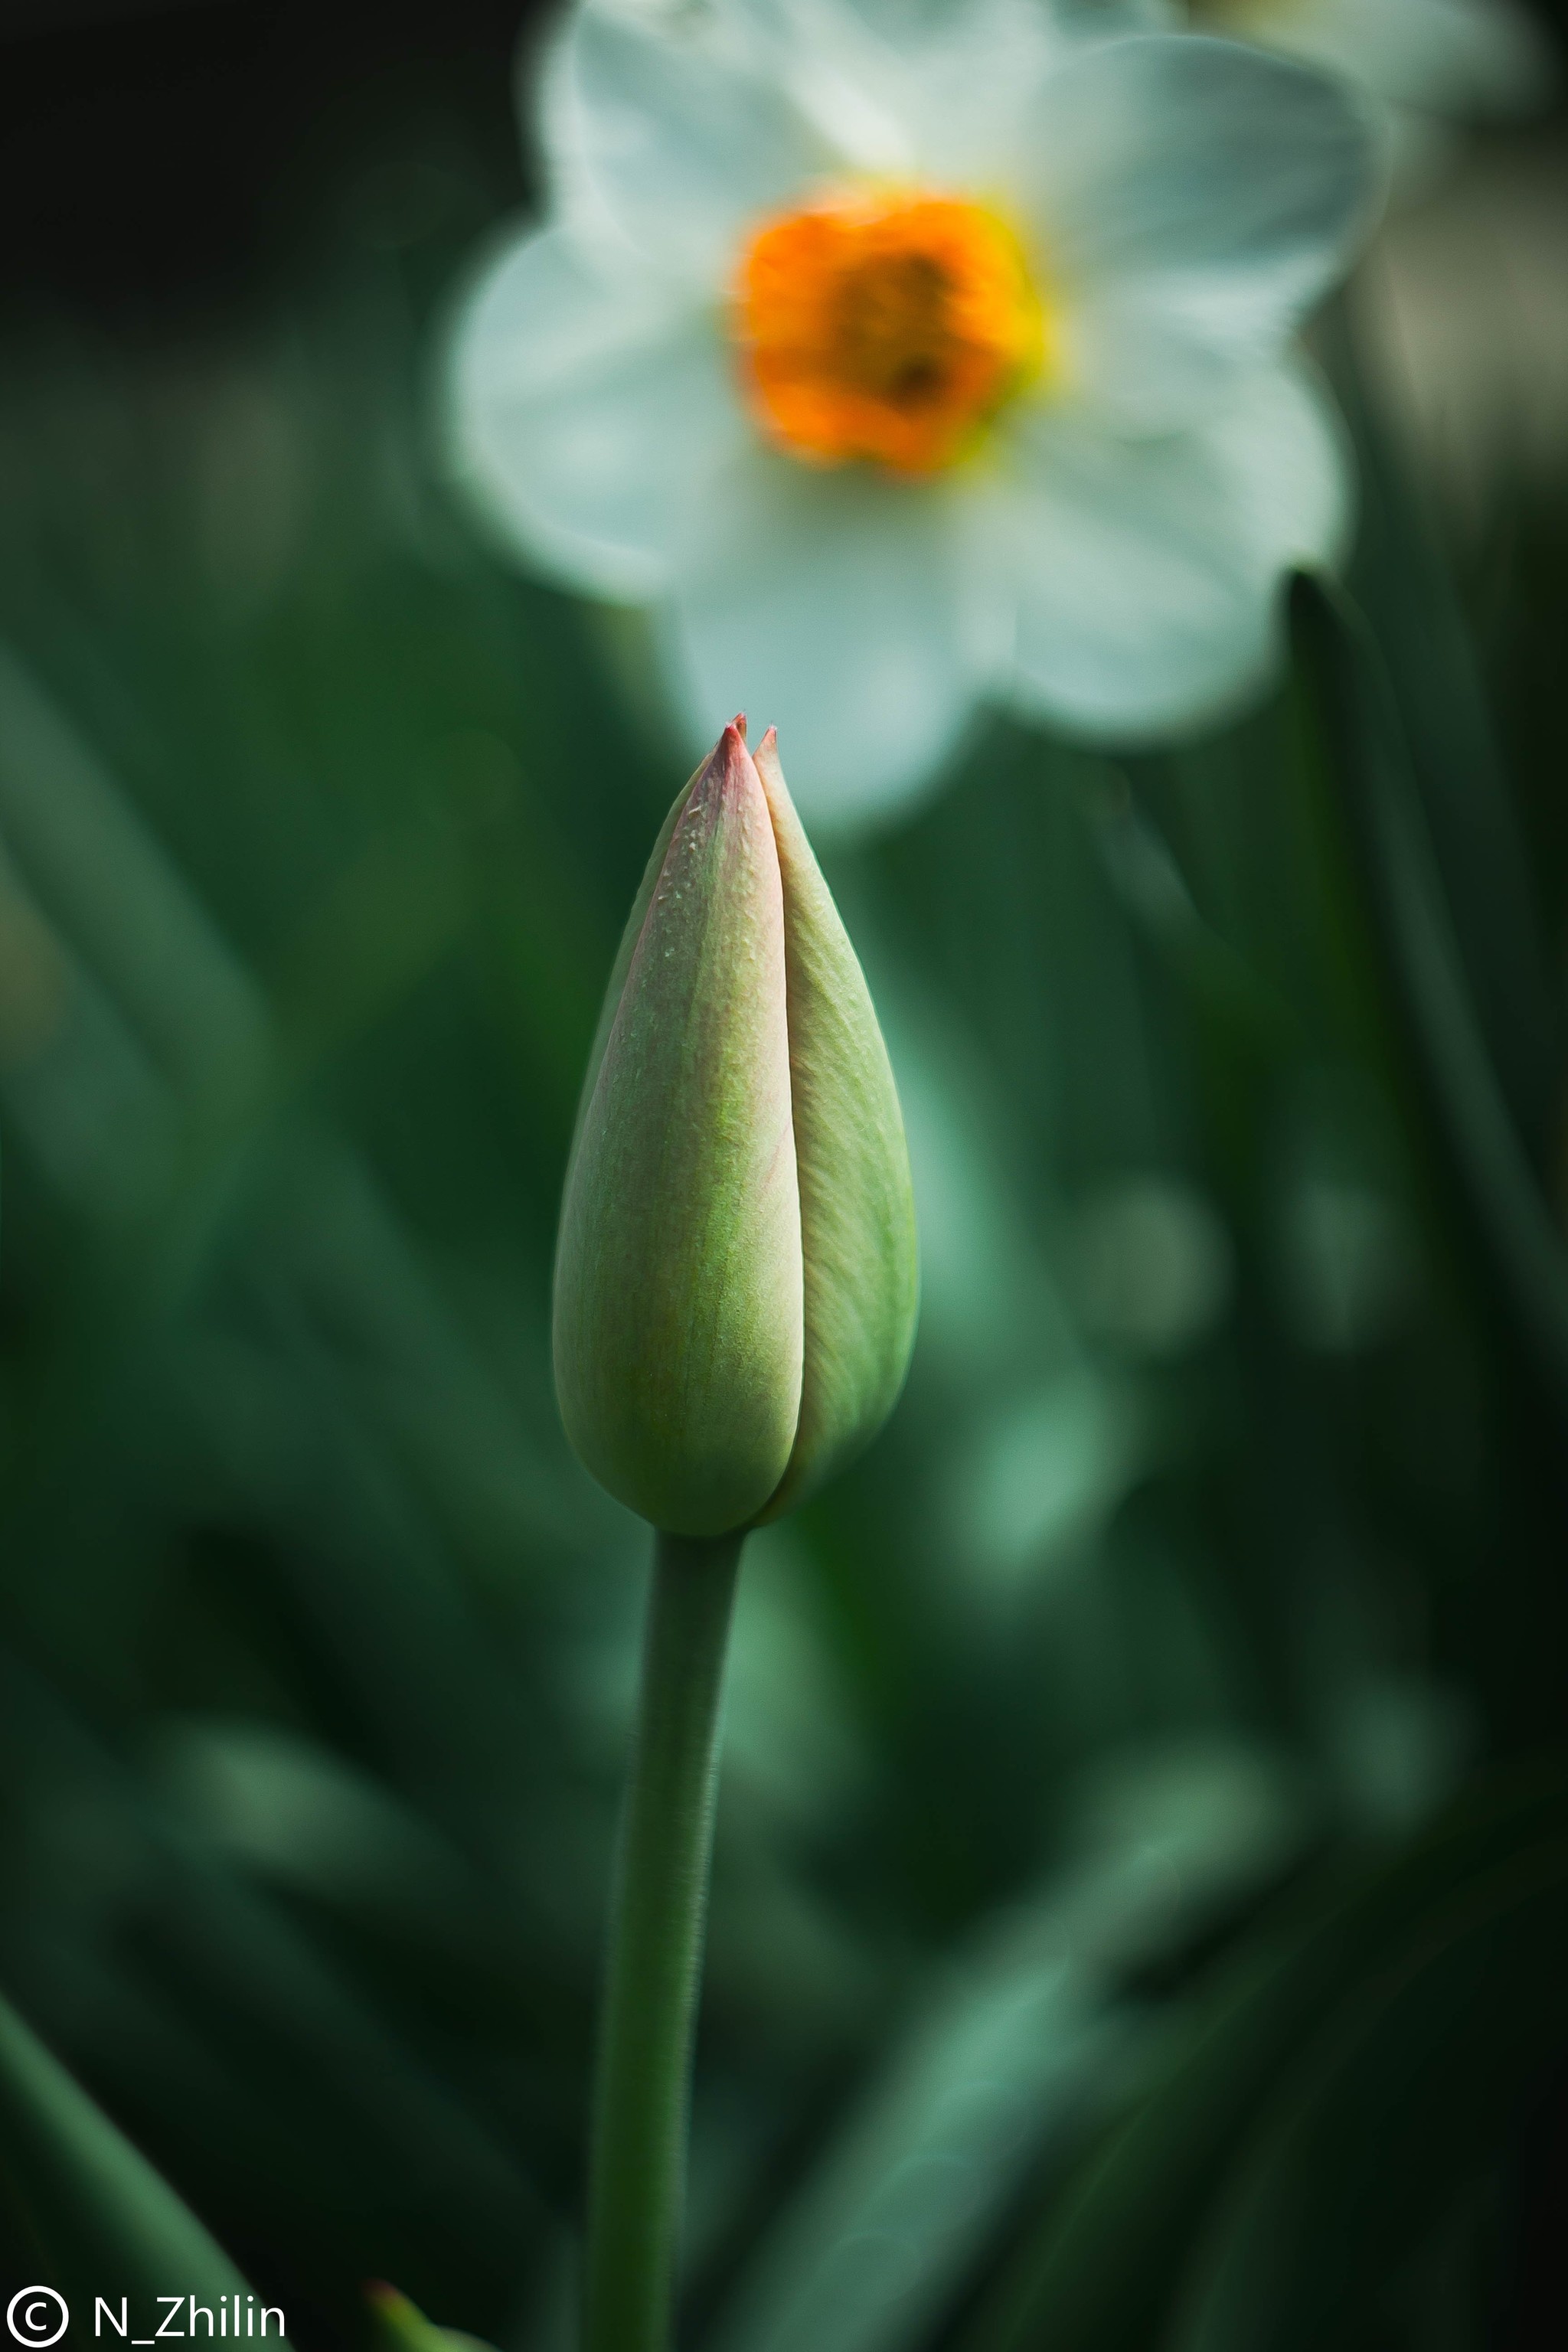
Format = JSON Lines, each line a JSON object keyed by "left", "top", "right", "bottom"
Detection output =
{"left": 2, "top": 4, "right": 1566, "bottom": 2347}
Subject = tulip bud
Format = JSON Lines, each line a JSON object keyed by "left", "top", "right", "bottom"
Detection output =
{"left": 554, "top": 721, "right": 917, "bottom": 1537}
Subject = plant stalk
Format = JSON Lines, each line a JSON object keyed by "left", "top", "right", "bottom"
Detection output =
{"left": 582, "top": 1527, "right": 743, "bottom": 2352}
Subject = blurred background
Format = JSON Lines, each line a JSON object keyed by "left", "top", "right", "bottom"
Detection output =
{"left": 2, "top": 2, "right": 1568, "bottom": 2347}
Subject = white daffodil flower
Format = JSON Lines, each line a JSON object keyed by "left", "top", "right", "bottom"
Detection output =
{"left": 449, "top": 0, "right": 1379, "bottom": 827}
{"left": 1187, "top": 0, "right": 1553, "bottom": 168}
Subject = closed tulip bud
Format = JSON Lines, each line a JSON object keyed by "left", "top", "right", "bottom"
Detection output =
{"left": 554, "top": 720, "right": 917, "bottom": 1537}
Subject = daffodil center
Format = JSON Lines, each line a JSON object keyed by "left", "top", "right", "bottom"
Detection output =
{"left": 734, "top": 190, "right": 1050, "bottom": 476}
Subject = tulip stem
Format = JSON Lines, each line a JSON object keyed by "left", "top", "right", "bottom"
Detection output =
{"left": 583, "top": 1527, "right": 743, "bottom": 2352}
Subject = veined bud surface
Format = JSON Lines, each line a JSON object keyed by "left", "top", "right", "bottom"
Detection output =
{"left": 554, "top": 722, "right": 918, "bottom": 1537}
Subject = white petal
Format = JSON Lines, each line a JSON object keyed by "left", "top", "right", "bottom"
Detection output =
{"left": 667, "top": 454, "right": 997, "bottom": 830}
{"left": 985, "top": 361, "right": 1349, "bottom": 738}
{"left": 710, "top": 0, "right": 923, "bottom": 176}
{"left": 540, "top": 0, "right": 838, "bottom": 283}
{"left": 1018, "top": 34, "right": 1378, "bottom": 426}
{"left": 903, "top": 0, "right": 1173, "bottom": 180}
{"left": 730, "top": 0, "right": 1135, "bottom": 182}
{"left": 714, "top": 0, "right": 1164, "bottom": 185}
{"left": 446, "top": 224, "right": 749, "bottom": 597}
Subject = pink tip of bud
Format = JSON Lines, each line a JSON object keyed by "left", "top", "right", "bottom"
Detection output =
{"left": 687, "top": 720, "right": 763, "bottom": 827}
{"left": 732, "top": 712, "right": 748, "bottom": 740}
{"left": 715, "top": 721, "right": 750, "bottom": 776}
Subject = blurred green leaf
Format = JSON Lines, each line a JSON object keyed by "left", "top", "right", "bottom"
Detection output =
{"left": 0, "top": 1984, "right": 274, "bottom": 2321}
{"left": 1168, "top": 1824, "right": 1568, "bottom": 2351}
{"left": 962, "top": 1759, "right": 1568, "bottom": 2352}
{"left": 706, "top": 1739, "right": 1302, "bottom": 2352}
{"left": 1289, "top": 575, "right": 1568, "bottom": 1422}
{"left": 1331, "top": 304, "right": 1561, "bottom": 1169}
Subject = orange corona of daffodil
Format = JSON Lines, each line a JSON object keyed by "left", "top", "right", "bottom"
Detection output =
{"left": 736, "top": 191, "right": 1049, "bottom": 475}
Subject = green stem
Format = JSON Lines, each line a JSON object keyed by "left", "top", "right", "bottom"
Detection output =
{"left": 583, "top": 1527, "right": 743, "bottom": 2352}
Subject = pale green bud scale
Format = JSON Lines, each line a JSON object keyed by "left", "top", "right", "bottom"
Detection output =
{"left": 753, "top": 729, "right": 918, "bottom": 1518}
